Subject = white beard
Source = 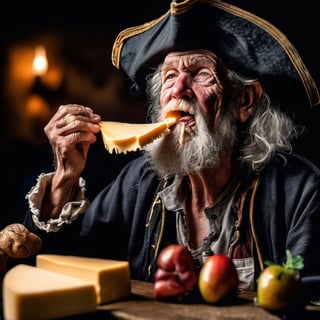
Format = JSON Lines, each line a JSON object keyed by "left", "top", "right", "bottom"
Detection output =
{"left": 144, "top": 103, "right": 237, "bottom": 178}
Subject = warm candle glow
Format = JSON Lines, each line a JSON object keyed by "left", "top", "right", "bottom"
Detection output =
{"left": 32, "top": 45, "right": 48, "bottom": 76}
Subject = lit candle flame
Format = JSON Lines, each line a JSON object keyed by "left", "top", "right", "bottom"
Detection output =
{"left": 32, "top": 45, "right": 48, "bottom": 77}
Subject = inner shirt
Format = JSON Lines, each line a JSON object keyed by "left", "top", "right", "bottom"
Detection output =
{"left": 159, "top": 176, "right": 255, "bottom": 291}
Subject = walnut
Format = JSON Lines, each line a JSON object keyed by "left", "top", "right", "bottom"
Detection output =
{"left": 0, "top": 223, "right": 42, "bottom": 295}
{"left": 0, "top": 223, "right": 41, "bottom": 259}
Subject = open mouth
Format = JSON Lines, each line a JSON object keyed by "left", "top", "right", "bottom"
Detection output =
{"left": 166, "top": 110, "right": 194, "bottom": 122}
{"left": 179, "top": 111, "right": 194, "bottom": 122}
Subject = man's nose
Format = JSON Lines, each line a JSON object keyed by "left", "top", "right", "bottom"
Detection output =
{"left": 171, "top": 73, "right": 193, "bottom": 100}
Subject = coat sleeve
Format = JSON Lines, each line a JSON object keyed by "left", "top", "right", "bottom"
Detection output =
{"left": 21, "top": 155, "right": 159, "bottom": 260}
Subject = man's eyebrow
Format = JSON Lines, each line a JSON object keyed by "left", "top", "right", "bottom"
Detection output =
{"left": 161, "top": 57, "right": 216, "bottom": 70}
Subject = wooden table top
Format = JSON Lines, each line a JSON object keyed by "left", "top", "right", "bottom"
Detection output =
{"left": 67, "top": 280, "right": 320, "bottom": 320}
{"left": 1, "top": 280, "right": 319, "bottom": 319}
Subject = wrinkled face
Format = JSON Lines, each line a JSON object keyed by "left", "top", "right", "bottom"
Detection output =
{"left": 145, "top": 50, "right": 239, "bottom": 177}
{"left": 160, "top": 50, "right": 228, "bottom": 131}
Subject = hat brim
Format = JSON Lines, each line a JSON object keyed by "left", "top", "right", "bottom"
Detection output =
{"left": 112, "top": 0, "right": 320, "bottom": 112}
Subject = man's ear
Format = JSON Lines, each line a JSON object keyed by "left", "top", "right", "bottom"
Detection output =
{"left": 239, "top": 81, "right": 263, "bottom": 123}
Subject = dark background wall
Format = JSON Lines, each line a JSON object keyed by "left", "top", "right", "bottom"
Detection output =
{"left": 0, "top": 1, "right": 319, "bottom": 229}
{"left": 0, "top": 1, "right": 173, "bottom": 229}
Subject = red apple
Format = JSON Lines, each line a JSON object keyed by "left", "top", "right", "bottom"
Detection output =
{"left": 153, "top": 244, "right": 199, "bottom": 301}
{"left": 198, "top": 254, "right": 239, "bottom": 304}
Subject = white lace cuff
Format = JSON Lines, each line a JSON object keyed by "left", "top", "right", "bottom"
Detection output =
{"left": 26, "top": 172, "right": 90, "bottom": 232}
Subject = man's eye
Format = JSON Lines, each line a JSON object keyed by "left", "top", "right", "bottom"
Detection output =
{"left": 194, "top": 71, "right": 212, "bottom": 82}
{"left": 164, "top": 72, "right": 176, "bottom": 81}
{"left": 200, "top": 71, "right": 210, "bottom": 77}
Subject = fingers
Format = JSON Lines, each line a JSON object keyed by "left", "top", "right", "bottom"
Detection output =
{"left": 56, "top": 131, "right": 97, "bottom": 156}
{"left": 63, "top": 114, "right": 74, "bottom": 125}
{"left": 56, "top": 104, "right": 101, "bottom": 129}
{"left": 48, "top": 104, "right": 99, "bottom": 125}
{"left": 67, "top": 131, "right": 98, "bottom": 145}
{"left": 45, "top": 104, "right": 101, "bottom": 140}
{"left": 43, "top": 104, "right": 103, "bottom": 168}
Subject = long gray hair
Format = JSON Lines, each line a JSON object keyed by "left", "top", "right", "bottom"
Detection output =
{"left": 146, "top": 65, "right": 301, "bottom": 173}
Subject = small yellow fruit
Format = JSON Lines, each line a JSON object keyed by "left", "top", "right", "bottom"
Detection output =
{"left": 256, "top": 250, "right": 304, "bottom": 312}
{"left": 256, "top": 264, "right": 302, "bottom": 311}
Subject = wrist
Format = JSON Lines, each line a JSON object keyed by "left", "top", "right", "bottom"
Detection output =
{"left": 27, "top": 173, "right": 89, "bottom": 232}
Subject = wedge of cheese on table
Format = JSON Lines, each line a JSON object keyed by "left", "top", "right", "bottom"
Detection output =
{"left": 2, "top": 255, "right": 131, "bottom": 320}
{"left": 3, "top": 264, "right": 96, "bottom": 320}
{"left": 36, "top": 254, "right": 131, "bottom": 304}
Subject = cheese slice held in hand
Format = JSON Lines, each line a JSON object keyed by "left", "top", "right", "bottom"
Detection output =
{"left": 3, "top": 264, "right": 97, "bottom": 320}
{"left": 99, "top": 111, "right": 180, "bottom": 154}
{"left": 36, "top": 254, "right": 131, "bottom": 305}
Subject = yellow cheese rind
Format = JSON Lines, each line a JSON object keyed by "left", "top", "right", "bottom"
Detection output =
{"left": 99, "top": 116, "right": 178, "bottom": 154}
{"left": 36, "top": 254, "right": 131, "bottom": 305}
{"left": 3, "top": 264, "right": 96, "bottom": 320}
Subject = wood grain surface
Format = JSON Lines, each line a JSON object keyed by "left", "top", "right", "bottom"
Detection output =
{"left": 61, "top": 280, "right": 320, "bottom": 320}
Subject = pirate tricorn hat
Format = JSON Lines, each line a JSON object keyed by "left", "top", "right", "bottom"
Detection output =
{"left": 111, "top": 0, "right": 320, "bottom": 112}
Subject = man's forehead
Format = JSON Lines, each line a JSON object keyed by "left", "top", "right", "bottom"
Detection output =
{"left": 163, "top": 50, "right": 219, "bottom": 65}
